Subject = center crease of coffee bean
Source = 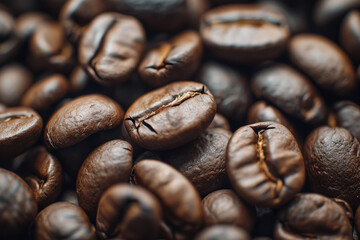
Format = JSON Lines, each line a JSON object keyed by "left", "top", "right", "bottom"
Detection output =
{"left": 147, "top": 43, "right": 173, "bottom": 70}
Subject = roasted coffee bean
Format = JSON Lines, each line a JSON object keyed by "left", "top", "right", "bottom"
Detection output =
{"left": 197, "top": 61, "right": 252, "bottom": 122}
{"left": 0, "top": 63, "right": 33, "bottom": 107}
{"left": 195, "top": 225, "right": 251, "bottom": 240}
{"left": 44, "top": 94, "right": 124, "bottom": 149}
{"left": 333, "top": 101, "right": 360, "bottom": 140}
{"left": 69, "top": 66, "right": 91, "bottom": 94}
{"left": 202, "top": 189, "right": 255, "bottom": 232}
{"left": 138, "top": 30, "right": 202, "bottom": 88}
{"left": 107, "top": 0, "right": 187, "bottom": 32}
{"left": 303, "top": 126, "right": 360, "bottom": 208}
{"left": 21, "top": 74, "right": 69, "bottom": 111}
{"left": 227, "top": 122, "right": 305, "bottom": 208}
{"left": 251, "top": 64, "right": 327, "bottom": 125}
{"left": 33, "top": 201, "right": 96, "bottom": 240}
{"left": 289, "top": 34, "right": 356, "bottom": 97}
{"left": 60, "top": 0, "right": 108, "bottom": 43}
{"left": 0, "top": 9, "right": 19, "bottom": 65}
{"left": 340, "top": 10, "right": 360, "bottom": 63}
{"left": 96, "top": 183, "right": 162, "bottom": 240}
{"left": 19, "top": 146, "right": 62, "bottom": 208}
{"left": 332, "top": 198, "right": 354, "bottom": 222}
{"left": 15, "top": 12, "right": 50, "bottom": 42}
{"left": 30, "top": 21, "right": 74, "bottom": 72}
{"left": 0, "top": 168, "right": 37, "bottom": 239}
{"left": 200, "top": 5, "right": 290, "bottom": 63}
{"left": 79, "top": 13, "right": 146, "bottom": 86}
{"left": 133, "top": 160, "right": 203, "bottom": 234}
{"left": 76, "top": 140, "right": 133, "bottom": 219}
{"left": 0, "top": 107, "right": 43, "bottom": 158}
{"left": 274, "top": 193, "right": 353, "bottom": 240}
{"left": 125, "top": 81, "right": 216, "bottom": 150}
{"left": 208, "top": 113, "right": 231, "bottom": 131}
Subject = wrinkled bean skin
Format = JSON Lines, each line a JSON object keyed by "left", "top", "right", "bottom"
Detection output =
{"left": 138, "top": 30, "right": 202, "bottom": 88}
{"left": 96, "top": 183, "right": 162, "bottom": 240}
{"left": 33, "top": 202, "right": 96, "bottom": 240}
{"left": 333, "top": 101, "right": 360, "bottom": 140}
{"left": 289, "top": 34, "right": 356, "bottom": 97}
{"left": 60, "top": 0, "right": 108, "bottom": 43}
{"left": 125, "top": 81, "right": 216, "bottom": 150}
{"left": 76, "top": 140, "right": 133, "bottom": 219}
{"left": 251, "top": 64, "right": 327, "bottom": 125}
{"left": 0, "top": 168, "right": 37, "bottom": 239}
{"left": 202, "top": 189, "right": 255, "bottom": 232}
{"left": 200, "top": 5, "right": 290, "bottom": 63}
{"left": 0, "top": 63, "right": 33, "bottom": 107}
{"left": 303, "top": 127, "right": 360, "bottom": 208}
{"left": 0, "top": 107, "right": 43, "bottom": 159}
{"left": 227, "top": 122, "right": 305, "bottom": 208}
{"left": 19, "top": 146, "right": 63, "bottom": 208}
{"left": 21, "top": 74, "right": 69, "bottom": 111}
{"left": 133, "top": 160, "right": 203, "bottom": 234}
{"left": 195, "top": 225, "right": 251, "bottom": 240}
{"left": 157, "top": 128, "right": 232, "bottom": 197}
{"left": 79, "top": 13, "right": 146, "bottom": 86}
{"left": 275, "top": 193, "right": 353, "bottom": 240}
{"left": 340, "top": 10, "right": 360, "bottom": 62}
{"left": 44, "top": 94, "right": 124, "bottom": 149}
{"left": 197, "top": 61, "right": 252, "bottom": 122}
{"left": 0, "top": 9, "right": 19, "bottom": 65}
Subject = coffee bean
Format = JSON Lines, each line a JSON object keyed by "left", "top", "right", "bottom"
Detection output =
{"left": 33, "top": 201, "right": 96, "bottom": 240}
{"left": 251, "top": 63, "right": 327, "bottom": 125}
{"left": 208, "top": 113, "right": 231, "bottom": 131}
{"left": 340, "top": 10, "right": 360, "bottom": 63}
{"left": 275, "top": 193, "right": 352, "bottom": 239}
{"left": 303, "top": 126, "right": 360, "bottom": 208}
{"left": 0, "top": 168, "right": 37, "bottom": 239}
{"left": 124, "top": 81, "right": 216, "bottom": 150}
{"left": 138, "top": 30, "right": 202, "bottom": 88}
{"left": 202, "top": 189, "right": 256, "bottom": 232}
{"left": 132, "top": 159, "right": 203, "bottom": 234}
{"left": 333, "top": 101, "right": 360, "bottom": 140}
{"left": 200, "top": 5, "right": 290, "bottom": 63}
{"left": 0, "top": 9, "right": 19, "bottom": 65}
{"left": 15, "top": 12, "right": 50, "bottom": 42}
{"left": 21, "top": 74, "right": 69, "bottom": 111}
{"left": 44, "top": 94, "right": 124, "bottom": 149}
{"left": 69, "top": 66, "right": 91, "bottom": 94}
{"left": 333, "top": 198, "right": 354, "bottom": 222}
{"left": 76, "top": 140, "right": 133, "bottom": 219}
{"left": 227, "top": 122, "right": 305, "bottom": 208}
{"left": 0, "top": 107, "right": 43, "bottom": 158}
{"left": 96, "top": 183, "right": 162, "bottom": 240}
{"left": 19, "top": 146, "right": 63, "bottom": 208}
{"left": 289, "top": 34, "right": 356, "bottom": 97}
{"left": 0, "top": 63, "right": 33, "bottom": 107}
{"left": 197, "top": 61, "right": 252, "bottom": 122}
{"left": 79, "top": 13, "right": 146, "bottom": 86}
{"left": 195, "top": 225, "right": 251, "bottom": 240}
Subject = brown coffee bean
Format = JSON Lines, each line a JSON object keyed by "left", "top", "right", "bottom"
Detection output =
{"left": 76, "top": 140, "right": 133, "bottom": 219}
{"left": 333, "top": 101, "right": 360, "bottom": 140}
{"left": 124, "top": 81, "right": 216, "bottom": 150}
{"left": 197, "top": 61, "right": 252, "bottom": 122}
{"left": 275, "top": 193, "right": 353, "bottom": 240}
{"left": 227, "top": 122, "right": 305, "bottom": 208}
{"left": 0, "top": 63, "right": 33, "bottom": 107}
{"left": 44, "top": 94, "right": 124, "bottom": 149}
{"left": 202, "top": 189, "right": 255, "bottom": 232}
{"left": 21, "top": 74, "right": 69, "bottom": 111}
{"left": 69, "top": 66, "right": 91, "bottom": 94}
{"left": 0, "top": 107, "right": 43, "bottom": 158}
{"left": 0, "top": 168, "right": 37, "bottom": 239}
{"left": 251, "top": 63, "right": 327, "bottom": 125}
{"left": 138, "top": 30, "right": 202, "bottom": 88}
{"left": 332, "top": 198, "right": 354, "bottom": 222}
{"left": 133, "top": 160, "right": 203, "bottom": 234}
{"left": 208, "top": 113, "right": 231, "bottom": 131}
{"left": 195, "top": 225, "right": 251, "bottom": 240}
{"left": 79, "top": 13, "right": 146, "bottom": 86}
{"left": 33, "top": 202, "right": 96, "bottom": 240}
{"left": 303, "top": 126, "right": 360, "bottom": 208}
{"left": 340, "top": 10, "right": 360, "bottom": 63}
{"left": 96, "top": 183, "right": 162, "bottom": 240}
{"left": 289, "top": 34, "right": 356, "bottom": 97}
{"left": 200, "top": 5, "right": 290, "bottom": 63}
{"left": 0, "top": 9, "right": 19, "bottom": 65}
{"left": 19, "top": 146, "right": 63, "bottom": 208}
{"left": 15, "top": 12, "right": 50, "bottom": 42}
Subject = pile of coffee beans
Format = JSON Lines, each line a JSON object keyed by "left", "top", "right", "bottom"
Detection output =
{"left": 1, "top": 0, "right": 360, "bottom": 239}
